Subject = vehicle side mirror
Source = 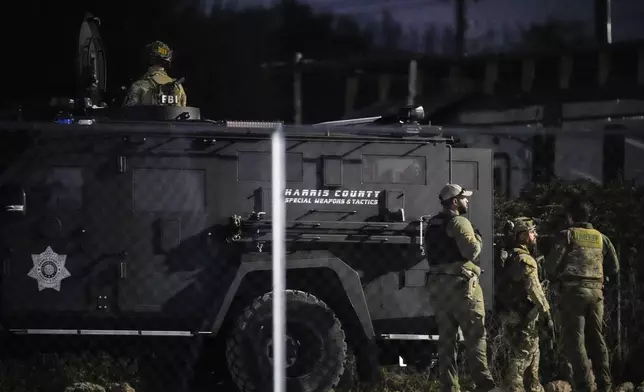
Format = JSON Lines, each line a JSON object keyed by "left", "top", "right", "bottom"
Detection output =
{"left": 0, "top": 184, "right": 26, "bottom": 216}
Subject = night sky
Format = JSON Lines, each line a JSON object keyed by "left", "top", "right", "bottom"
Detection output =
{"left": 215, "top": 0, "right": 644, "bottom": 46}
{"left": 329, "top": 0, "right": 644, "bottom": 40}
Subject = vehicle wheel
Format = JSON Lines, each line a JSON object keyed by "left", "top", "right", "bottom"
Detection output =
{"left": 225, "top": 289, "right": 347, "bottom": 392}
{"left": 335, "top": 349, "right": 357, "bottom": 391}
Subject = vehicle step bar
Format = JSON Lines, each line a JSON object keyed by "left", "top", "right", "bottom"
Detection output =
{"left": 8, "top": 329, "right": 212, "bottom": 337}
{"left": 9, "top": 329, "right": 464, "bottom": 341}
{"left": 379, "top": 332, "right": 464, "bottom": 342}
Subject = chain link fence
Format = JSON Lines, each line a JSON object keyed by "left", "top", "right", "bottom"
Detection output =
{"left": 0, "top": 121, "right": 643, "bottom": 392}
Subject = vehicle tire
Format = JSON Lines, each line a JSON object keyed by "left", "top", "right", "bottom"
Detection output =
{"left": 225, "top": 289, "right": 348, "bottom": 392}
{"left": 335, "top": 349, "right": 357, "bottom": 392}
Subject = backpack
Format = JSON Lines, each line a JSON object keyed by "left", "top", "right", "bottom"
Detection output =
{"left": 495, "top": 248, "right": 534, "bottom": 314}
{"left": 147, "top": 76, "right": 185, "bottom": 106}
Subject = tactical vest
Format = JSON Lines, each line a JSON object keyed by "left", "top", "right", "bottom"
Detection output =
{"left": 496, "top": 247, "right": 533, "bottom": 313}
{"left": 558, "top": 227, "right": 604, "bottom": 281}
{"left": 147, "top": 76, "right": 183, "bottom": 106}
{"left": 424, "top": 212, "right": 465, "bottom": 266}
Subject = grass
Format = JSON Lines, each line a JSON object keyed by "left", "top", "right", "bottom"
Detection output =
{"left": 348, "top": 367, "right": 442, "bottom": 392}
{"left": 0, "top": 350, "right": 460, "bottom": 392}
{"left": 0, "top": 352, "right": 139, "bottom": 392}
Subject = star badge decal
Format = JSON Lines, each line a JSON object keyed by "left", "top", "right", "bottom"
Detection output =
{"left": 28, "top": 246, "right": 71, "bottom": 291}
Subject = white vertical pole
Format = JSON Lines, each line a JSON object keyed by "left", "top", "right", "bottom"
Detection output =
{"left": 606, "top": 0, "right": 613, "bottom": 44}
{"left": 407, "top": 59, "right": 417, "bottom": 106}
{"left": 271, "top": 123, "right": 286, "bottom": 392}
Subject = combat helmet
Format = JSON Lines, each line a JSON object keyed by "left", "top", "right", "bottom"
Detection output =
{"left": 506, "top": 217, "right": 536, "bottom": 239}
{"left": 145, "top": 40, "right": 173, "bottom": 63}
{"left": 499, "top": 216, "right": 537, "bottom": 264}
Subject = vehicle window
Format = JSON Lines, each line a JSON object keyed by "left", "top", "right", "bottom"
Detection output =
{"left": 133, "top": 168, "right": 205, "bottom": 212}
{"left": 362, "top": 155, "right": 426, "bottom": 184}
{"left": 452, "top": 161, "right": 478, "bottom": 190}
{"left": 0, "top": 184, "right": 26, "bottom": 213}
{"left": 237, "top": 151, "right": 304, "bottom": 182}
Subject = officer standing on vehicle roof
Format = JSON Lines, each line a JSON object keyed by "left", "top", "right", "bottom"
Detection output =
{"left": 425, "top": 184, "right": 497, "bottom": 392}
{"left": 123, "top": 40, "right": 187, "bottom": 107}
{"left": 497, "top": 217, "right": 552, "bottom": 392}
{"left": 544, "top": 199, "right": 619, "bottom": 392}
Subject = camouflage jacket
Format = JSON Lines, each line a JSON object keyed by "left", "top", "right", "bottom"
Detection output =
{"left": 123, "top": 66, "right": 187, "bottom": 107}
{"left": 498, "top": 245, "right": 550, "bottom": 317}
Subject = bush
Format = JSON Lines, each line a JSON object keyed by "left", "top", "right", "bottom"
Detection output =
{"left": 494, "top": 178, "right": 644, "bottom": 384}
{"left": 0, "top": 352, "right": 139, "bottom": 392}
{"left": 357, "top": 178, "right": 644, "bottom": 391}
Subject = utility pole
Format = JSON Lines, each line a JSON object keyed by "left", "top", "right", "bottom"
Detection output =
{"left": 261, "top": 52, "right": 315, "bottom": 125}
{"left": 293, "top": 52, "right": 303, "bottom": 126}
{"left": 594, "top": 0, "right": 612, "bottom": 44}
{"left": 454, "top": 0, "right": 467, "bottom": 57}
{"left": 595, "top": 0, "right": 619, "bottom": 374}
{"left": 407, "top": 60, "right": 417, "bottom": 106}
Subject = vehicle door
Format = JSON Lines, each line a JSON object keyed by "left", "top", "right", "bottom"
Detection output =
{"left": 0, "top": 145, "right": 123, "bottom": 328}
{"left": 364, "top": 146, "right": 493, "bottom": 326}
{"left": 116, "top": 153, "right": 215, "bottom": 331}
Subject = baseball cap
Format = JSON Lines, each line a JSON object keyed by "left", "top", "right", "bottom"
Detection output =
{"left": 439, "top": 184, "right": 472, "bottom": 201}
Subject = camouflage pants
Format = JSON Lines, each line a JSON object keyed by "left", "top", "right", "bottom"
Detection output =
{"left": 558, "top": 285, "right": 612, "bottom": 392}
{"left": 427, "top": 274, "right": 496, "bottom": 392}
{"left": 501, "top": 314, "right": 544, "bottom": 392}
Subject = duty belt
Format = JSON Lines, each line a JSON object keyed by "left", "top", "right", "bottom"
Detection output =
{"left": 559, "top": 280, "right": 604, "bottom": 290}
{"left": 427, "top": 266, "right": 477, "bottom": 280}
{"left": 426, "top": 272, "right": 464, "bottom": 280}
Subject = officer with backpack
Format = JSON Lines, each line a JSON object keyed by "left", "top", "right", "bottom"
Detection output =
{"left": 123, "top": 41, "right": 187, "bottom": 107}
{"left": 497, "top": 217, "right": 552, "bottom": 392}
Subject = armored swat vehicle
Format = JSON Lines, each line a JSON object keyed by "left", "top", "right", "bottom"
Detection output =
{"left": 0, "top": 13, "right": 495, "bottom": 392}
{"left": 0, "top": 117, "right": 495, "bottom": 392}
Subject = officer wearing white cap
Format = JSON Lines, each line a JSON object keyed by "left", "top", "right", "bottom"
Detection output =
{"left": 424, "top": 183, "right": 496, "bottom": 392}
{"left": 439, "top": 183, "right": 473, "bottom": 202}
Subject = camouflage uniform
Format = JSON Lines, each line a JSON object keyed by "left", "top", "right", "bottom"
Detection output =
{"left": 545, "top": 222, "right": 620, "bottom": 392}
{"left": 123, "top": 41, "right": 187, "bottom": 107}
{"left": 497, "top": 218, "right": 550, "bottom": 392}
{"left": 425, "top": 184, "right": 496, "bottom": 392}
